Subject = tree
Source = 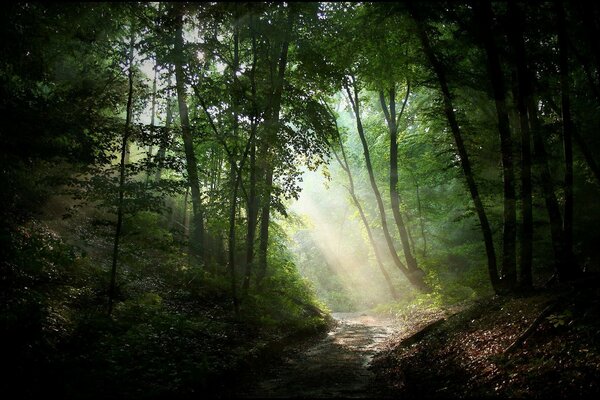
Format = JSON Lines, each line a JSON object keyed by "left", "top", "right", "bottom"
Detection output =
{"left": 506, "top": 0, "right": 533, "bottom": 288}
{"left": 108, "top": 25, "right": 136, "bottom": 315}
{"left": 344, "top": 75, "right": 429, "bottom": 291}
{"left": 473, "top": 0, "right": 517, "bottom": 288}
{"left": 326, "top": 103, "right": 400, "bottom": 300}
{"left": 379, "top": 80, "right": 421, "bottom": 275}
{"left": 256, "top": 4, "right": 294, "bottom": 285}
{"left": 555, "top": 0, "right": 576, "bottom": 280}
{"left": 172, "top": 3, "right": 205, "bottom": 264}
{"left": 409, "top": 3, "right": 501, "bottom": 292}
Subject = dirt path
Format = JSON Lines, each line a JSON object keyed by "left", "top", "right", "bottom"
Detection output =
{"left": 238, "top": 311, "right": 398, "bottom": 398}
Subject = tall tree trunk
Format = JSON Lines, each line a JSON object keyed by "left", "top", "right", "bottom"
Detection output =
{"left": 154, "top": 85, "right": 173, "bottom": 182}
{"left": 244, "top": 139, "right": 258, "bottom": 292}
{"left": 228, "top": 164, "right": 240, "bottom": 315}
{"left": 173, "top": 5, "right": 205, "bottom": 264}
{"left": 182, "top": 186, "right": 190, "bottom": 238}
{"left": 328, "top": 106, "right": 400, "bottom": 300}
{"left": 474, "top": 0, "right": 517, "bottom": 289}
{"left": 108, "top": 29, "right": 135, "bottom": 315}
{"left": 507, "top": 0, "right": 533, "bottom": 288}
{"left": 379, "top": 80, "right": 420, "bottom": 273}
{"left": 344, "top": 77, "right": 428, "bottom": 291}
{"left": 528, "top": 98, "right": 569, "bottom": 278}
{"left": 410, "top": 172, "right": 428, "bottom": 258}
{"left": 227, "top": 19, "right": 241, "bottom": 314}
{"left": 556, "top": 0, "right": 576, "bottom": 280}
{"left": 243, "top": 16, "right": 259, "bottom": 296}
{"left": 146, "top": 64, "right": 158, "bottom": 184}
{"left": 505, "top": 3, "right": 572, "bottom": 282}
{"left": 410, "top": 5, "right": 501, "bottom": 292}
{"left": 257, "top": 8, "right": 292, "bottom": 285}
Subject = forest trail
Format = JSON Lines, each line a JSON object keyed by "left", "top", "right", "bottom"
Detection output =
{"left": 238, "top": 312, "right": 397, "bottom": 398}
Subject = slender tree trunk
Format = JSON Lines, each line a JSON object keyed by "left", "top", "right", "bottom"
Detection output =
{"left": 328, "top": 106, "right": 400, "bottom": 300}
{"left": 344, "top": 77, "right": 428, "bottom": 291}
{"left": 155, "top": 85, "right": 173, "bottom": 182}
{"left": 244, "top": 140, "right": 258, "bottom": 291}
{"left": 411, "top": 172, "right": 428, "bottom": 258}
{"left": 507, "top": 0, "right": 533, "bottom": 288}
{"left": 556, "top": 0, "right": 576, "bottom": 280}
{"left": 257, "top": 166, "right": 273, "bottom": 283}
{"left": 228, "top": 164, "right": 240, "bottom": 315}
{"left": 243, "top": 17, "right": 259, "bottom": 295}
{"left": 405, "top": 212, "right": 418, "bottom": 254}
{"left": 350, "top": 189, "right": 400, "bottom": 300}
{"left": 529, "top": 98, "right": 569, "bottom": 277}
{"left": 474, "top": 0, "right": 517, "bottom": 289}
{"left": 505, "top": 3, "right": 571, "bottom": 282}
{"left": 379, "top": 80, "right": 420, "bottom": 273}
{"left": 108, "top": 29, "right": 135, "bottom": 315}
{"left": 227, "top": 19, "right": 241, "bottom": 315}
{"left": 257, "top": 8, "right": 292, "bottom": 285}
{"left": 410, "top": 6, "right": 501, "bottom": 292}
{"left": 146, "top": 64, "right": 158, "bottom": 183}
{"left": 182, "top": 186, "right": 190, "bottom": 238}
{"left": 173, "top": 6, "right": 205, "bottom": 264}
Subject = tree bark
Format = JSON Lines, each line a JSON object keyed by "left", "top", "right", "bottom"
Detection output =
{"left": 327, "top": 105, "right": 400, "bottom": 300}
{"left": 243, "top": 18, "right": 259, "bottom": 295}
{"left": 344, "top": 77, "right": 428, "bottom": 292}
{"left": 556, "top": 0, "right": 576, "bottom": 280}
{"left": 108, "top": 29, "right": 135, "bottom": 315}
{"left": 146, "top": 64, "right": 157, "bottom": 184}
{"left": 507, "top": 0, "right": 533, "bottom": 288}
{"left": 528, "top": 98, "right": 569, "bottom": 278}
{"left": 173, "top": 5, "right": 205, "bottom": 264}
{"left": 410, "top": 172, "right": 428, "bottom": 258}
{"left": 257, "top": 7, "right": 293, "bottom": 285}
{"left": 154, "top": 79, "right": 173, "bottom": 182}
{"left": 474, "top": 0, "right": 517, "bottom": 288}
{"left": 379, "top": 80, "right": 420, "bottom": 273}
{"left": 410, "top": 5, "right": 501, "bottom": 292}
{"left": 227, "top": 19, "right": 241, "bottom": 315}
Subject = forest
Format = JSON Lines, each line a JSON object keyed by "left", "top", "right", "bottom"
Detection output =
{"left": 2, "top": 1, "right": 600, "bottom": 398}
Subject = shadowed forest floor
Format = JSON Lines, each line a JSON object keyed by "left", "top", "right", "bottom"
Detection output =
{"left": 232, "top": 309, "right": 450, "bottom": 398}
{"left": 236, "top": 312, "right": 398, "bottom": 398}
{"left": 370, "top": 285, "right": 600, "bottom": 398}
{"left": 230, "top": 284, "right": 600, "bottom": 399}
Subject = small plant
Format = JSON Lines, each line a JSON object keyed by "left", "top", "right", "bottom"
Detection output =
{"left": 546, "top": 309, "right": 573, "bottom": 328}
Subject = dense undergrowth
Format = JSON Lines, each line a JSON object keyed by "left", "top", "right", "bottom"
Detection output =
{"left": 1, "top": 207, "right": 329, "bottom": 399}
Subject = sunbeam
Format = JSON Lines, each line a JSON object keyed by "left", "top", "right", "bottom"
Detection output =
{"left": 287, "top": 167, "right": 404, "bottom": 311}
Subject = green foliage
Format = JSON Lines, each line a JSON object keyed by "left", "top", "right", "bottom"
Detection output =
{"left": 3, "top": 208, "right": 328, "bottom": 398}
{"left": 244, "top": 222, "right": 330, "bottom": 333}
{"left": 547, "top": 309, "right": 574, "bottom": 328}
{"left": 5, "top": 1, "right": 600, "bottom": 398}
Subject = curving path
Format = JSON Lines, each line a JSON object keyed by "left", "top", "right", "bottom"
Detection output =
{"left": 238, "top": 312, "right": 397, "bottom": 398}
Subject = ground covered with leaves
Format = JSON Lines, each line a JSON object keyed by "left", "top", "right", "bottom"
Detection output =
{"left": 370, "top": 284, "right": 600, "bottom": 398}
